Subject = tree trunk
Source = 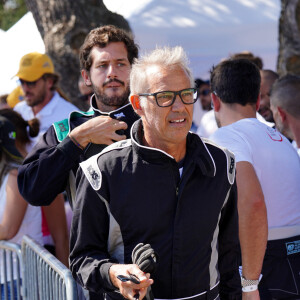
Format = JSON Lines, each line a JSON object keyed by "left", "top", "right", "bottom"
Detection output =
{"left": 25, "top": 0, "right": 132, "bottom": 110}
{"left": 277, "top": 0, "right": 300, "bottom": 76}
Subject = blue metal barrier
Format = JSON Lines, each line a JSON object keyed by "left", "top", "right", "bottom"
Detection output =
{"left": 0, "top": 241, "right": 24, "bottom": 300}
{"left": 21, "top": 235, "right": 78, "bottom": 300}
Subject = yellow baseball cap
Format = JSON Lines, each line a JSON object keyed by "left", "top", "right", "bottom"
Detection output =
{"left": 7, "top": 86, "right": 24, "bottom": 108}
{"left": 15, "top": 52, "right": 55, "bottom": 82}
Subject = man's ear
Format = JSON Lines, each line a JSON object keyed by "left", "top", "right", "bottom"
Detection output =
{"left": 211, "top": 93, "right": 221, "bottom": 112}
{"left": 130, "top": 95, "right": 142, "bottom": 112}
{"left": 277, "top": 107, "right": 287, "bottom": 122}
{"left": 256, "top": 94, "right": 261, "bottom": 112}
{"left": 81, "top": 69, "right": 92, "bottom": 86}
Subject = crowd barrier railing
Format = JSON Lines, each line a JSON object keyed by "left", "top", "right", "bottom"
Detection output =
{"left": 0, "top": 240, "right": 24, "bottom": 300}
{"left": 21, "top": 234, "right": 78, "bottom": 300}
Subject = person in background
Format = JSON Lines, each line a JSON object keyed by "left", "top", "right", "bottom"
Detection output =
{"left": 13, "top": 52, "right": 78, "bottom": 147}
{"left": 78, "top": 76, "right": 93, "bottom": 111}
{"left": 0, "top": 94, "right": 9, "bottom": 109}
{"left": 70, "top": 46, "right": 241, "bottom": 300}
{"left": 0, "top": 110, "right": 42, "bottom": 300}
{"left": 191, "top": 78, "right": 211, "bottom": 132}
{"left": 258, "top": 70, "right": 278, "bottom": 123}
{"left": 210, "top": 59, "right": 300, "bottom": 299}
{"left": 6, "top": 86, "right": 24, "bottom": 108}
{"left": 270, "top": 74, "right": 300, "bottom": 155}
{"left": 13, "top": 52, "right": 75, "bottom": 267}
{"left": 229, "top": 51, "right": 263, "bottom": 70}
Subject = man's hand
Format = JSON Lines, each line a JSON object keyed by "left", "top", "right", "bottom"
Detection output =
{"left": 70, "top": 116, "right": 128, "bottom": 148}
{"left": 109, "top": 264, "right": 153, "bottom": 300}
{"left": 242, "top": 290, "right": 260, "bottom": 300}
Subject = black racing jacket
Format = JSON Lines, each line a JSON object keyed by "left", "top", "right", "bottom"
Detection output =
{"left": 17, "top": 96, "right": 140, "bottom": 208}
{"left": 70, "top": 119, "right": 241, "bottom": 299}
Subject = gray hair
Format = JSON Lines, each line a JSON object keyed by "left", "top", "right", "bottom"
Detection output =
{"left": 130, "top": 46, "right": 194, "bottom": 94}
{"left": 270, "top": 74, "right": 300, "bottom": 118}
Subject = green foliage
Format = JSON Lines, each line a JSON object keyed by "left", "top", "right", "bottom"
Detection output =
{"left": 0, "top": 0, "right": 27, "bottom": 31}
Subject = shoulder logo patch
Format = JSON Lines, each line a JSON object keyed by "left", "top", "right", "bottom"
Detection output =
{"left": 80, "top": 154, "right": 102, "bottom": 190}
{"left": 57, "top": 122, "right": 67, "bottom": 132}
{"left": 86, "top": 164, "right": 101, "bottom": 190}
{"left": 114, "top": 112, "right": 125, "bottom": 119}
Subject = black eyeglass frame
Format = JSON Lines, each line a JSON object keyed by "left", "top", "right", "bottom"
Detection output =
{"left": 138, "top": 88, "right": 198, "bottom": 107}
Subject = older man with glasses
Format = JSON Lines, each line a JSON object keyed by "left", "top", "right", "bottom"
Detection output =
{"left": 70, "top": 46, "right": 241, "bottom": 300}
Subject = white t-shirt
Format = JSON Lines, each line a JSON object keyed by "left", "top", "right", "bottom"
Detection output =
{"left": 14, "top": 91, "right": 78, "bottom": 151}
{"left": 0, "top": 172, "right": 42, "bottom": 282}
{"left": 197, "top": 111, "right": 274, "bottom": 138}
{"left": 210, "top": 118, "right": 300, "bottom": 229}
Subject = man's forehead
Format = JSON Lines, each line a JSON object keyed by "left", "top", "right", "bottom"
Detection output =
{"left": 91, "top": 43, "right": 129, "bottom": 62}
{"left": 146, "top": 65, "right": 190, "bottom": 91}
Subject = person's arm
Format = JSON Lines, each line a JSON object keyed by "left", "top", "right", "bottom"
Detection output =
{"left": 68, "top": 115, "right": 127, "bottom": 149}
{"left": 69, "top": 168, "right": 152, "bottom": 297}
{"left": 18, "top": 116, "right": 127, "bottom": 207}
{"left": 236, "top": 161, "right": 268, "bottom": 300}
{"left": 0, "top": 170, "right": 28, "bottom": 240}
{"left": 18, "top": 125, "right": 82, "bottom": 206}
{"left": 43, "top": 193, "right": 69, "bottom": 267}
{"left": 218, "top": 183, "right": 242, "bottom": 300}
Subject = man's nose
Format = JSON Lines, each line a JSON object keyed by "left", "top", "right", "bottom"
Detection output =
{"left": 107, "top": 64, "right": 117, "bottom": 78}
{"left": 172, "top": 95, "right": 185, "bottom": 111}
{"left": 20, "top": 84, "right": 29, "bottom": 93}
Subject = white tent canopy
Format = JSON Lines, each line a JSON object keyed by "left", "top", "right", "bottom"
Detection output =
{"left": 0, "top": 0, "right": 280, "bottom": 95}
{"left": 104, "top": 0, "right": 280, "bottom": 79}
{"left": 0, "top": 12, "right": 44, "bottom": 95}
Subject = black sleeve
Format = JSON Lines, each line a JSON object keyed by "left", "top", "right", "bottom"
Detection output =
{"left": 17, "top": 125, "right": 83, "bottom": 206}
{"left": 69, "top": 167, "right": 117, "bottom": 294}
{"left": 218, "top": 182, "right": 242, "bottom": 300}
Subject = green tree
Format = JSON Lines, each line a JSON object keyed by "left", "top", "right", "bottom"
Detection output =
{"left": 0, "top": 0, "right": 27, "bottom": 30}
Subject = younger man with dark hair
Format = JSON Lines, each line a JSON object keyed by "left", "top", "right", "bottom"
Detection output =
{"left": 210, "top": 59, "right": 300, "bottom": 299}
{"left": 18, "top": 25, "right": 140, "bottom": 209}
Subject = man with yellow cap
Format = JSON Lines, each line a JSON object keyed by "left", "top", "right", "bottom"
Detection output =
{"left": 14, "top": 52, "right": 78, "bottom": 149}
{"left": 13, "top": 52, "right": 77, "bottom": 272}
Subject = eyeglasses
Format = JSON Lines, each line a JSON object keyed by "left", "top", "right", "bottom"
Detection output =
{"left": 138, "top": 88, "right": 197, "bottom": 107}
{"left": 19, "top": 78, "right": 40, "bottom": 88}
{"left": 199, "top": 89, "right": 211, "bottom": 96}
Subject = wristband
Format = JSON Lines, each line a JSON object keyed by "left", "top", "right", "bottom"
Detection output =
{"left": 241, "top": 274, "right": 262, "bottom": 293}
{"left": 242, "top": 285, "right": 258, "bottom": 292}
{"left": 68, "top": 133, "right": 84, "bottom": 150}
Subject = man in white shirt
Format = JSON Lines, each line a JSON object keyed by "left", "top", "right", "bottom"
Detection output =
{"left": 14, "top": 52, "right": 78, "bottom": 149}
{"left": 210, "top": 58, "right": 300, "bottom": 299}
{"left": 13, "top": 52, "right": 77, "bottom": 269}
{"left": 270, "top": 74, "right": 300, "bottom": 156}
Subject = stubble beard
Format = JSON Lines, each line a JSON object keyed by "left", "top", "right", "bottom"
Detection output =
{"left": 25, "top": 89, "right": 47, "bottom": 107}
{"left": 94, "top": 85, "right": 130, "bottom": 109}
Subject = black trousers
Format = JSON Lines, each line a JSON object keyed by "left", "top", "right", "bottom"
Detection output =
{"left": 259, "top": 235, "right": 300, "bottom": 300}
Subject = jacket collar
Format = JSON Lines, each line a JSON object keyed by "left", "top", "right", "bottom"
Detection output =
{"left": 130, "top": 120, "right": 216, "bottom": 177}
{"left": 90, "top": 95, "right": 133, "bottom": 117}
